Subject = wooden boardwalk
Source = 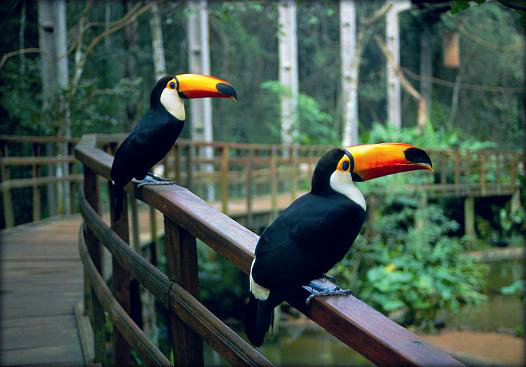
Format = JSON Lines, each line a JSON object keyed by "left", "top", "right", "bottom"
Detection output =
{"left": 0, "top": 216, "right": 85, "bottom": 366}
{"left": 0, "top": 190, "right": 299, "bottom": 366}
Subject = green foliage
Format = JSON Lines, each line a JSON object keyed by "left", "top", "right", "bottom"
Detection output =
{"left": 331, "top": 198, "right": 487, "bottom": 331}
{"left": 261, "top": 80, "right": 338, "bottom": 145}
{"left": 365, "top": 122, "right": 497, "bottom": 150}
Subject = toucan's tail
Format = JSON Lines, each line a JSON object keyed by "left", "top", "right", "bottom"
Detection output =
{"left": 112, "top": 183, "right": 124, "bottom": 222}
{"left": 244, "top": 293, "right": 274, "bottom": 347}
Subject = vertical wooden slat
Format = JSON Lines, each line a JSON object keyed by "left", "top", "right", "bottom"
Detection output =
{"left": 246, "top": 148, "right": 254, "bottom": 228}
{"left": 495, "top": 152, "right": 501, "bottom": 195}
{"left": 290, "top": 145, "right": 297, "bottom": 201}
{"left": 454, "top": 151, "right": 461, "bottom": 196}
{"left": 479, "top": 152, "right": 486, "bottom": 196}
{"left": 187, "top": 144, "right": 193, "bottom": 189}
{"left": 108, "top": 181, "right": 132, "bottom": 367}
{"left": 270, "top": 145, "right": 278, "bottom": 219}
{"left": 149, "top": 206, "right": 159, "bottom": 260}
{"left": 83, "top": 165, "right": 106, "bottom": 365}
{"left": 220, "top": 146, "right": 229, "bottom": 214}
{"left": 68, "top": 141, "right": 75, "bottom": 213}
{"left": 32, "top": 143, "right": 41, "bottom": 222}
{"left": 0, "top": 142, "right": 14, "bottom": 228}
{"left": 163, "top": 216, "right": 204, "bottom": 367}
{"left": 174, "top": 144, "right": 181, "bottom": 183}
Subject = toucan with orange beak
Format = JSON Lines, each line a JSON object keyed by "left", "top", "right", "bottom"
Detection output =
{"left": 244, "top": 143, "right": 432, "bottom": 346}
{"left": 111, "top": 74, "right": 237, "bottom": 219}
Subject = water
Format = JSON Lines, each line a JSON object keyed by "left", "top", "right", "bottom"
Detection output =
{"left": 203, "top": 321, "right": 371, "bottom": 367}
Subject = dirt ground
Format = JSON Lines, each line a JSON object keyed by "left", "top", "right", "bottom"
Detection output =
{"left": 421, "top": 330, "right": 525, "bottom": 366}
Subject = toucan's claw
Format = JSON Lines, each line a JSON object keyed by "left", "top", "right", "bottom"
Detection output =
{"left": 305, "top": 279, "right": 352, "bottom": 305}
{"left": 133, "top": 175, "right": 175, "bottom": 189}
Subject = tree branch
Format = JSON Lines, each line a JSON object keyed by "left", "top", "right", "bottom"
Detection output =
{"left": 374, "top": 35, "right": 427, "bottom": 128}
{"left": 0, "top": 48, "right": 40, "bottom": 70}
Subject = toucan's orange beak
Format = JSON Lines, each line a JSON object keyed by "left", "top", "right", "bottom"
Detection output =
{"left": 345, "top": 143, "right": 432, "bottom": 181}
{"left": 175, "top": 73, "right": 237, "bottom": 100}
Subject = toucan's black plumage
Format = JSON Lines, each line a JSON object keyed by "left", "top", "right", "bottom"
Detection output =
{"left": 244, "top": 143, "right": 432, "bottom": 346}
{"left": 245, "top": 149, "right": 366, "bottom": 346}
{"left": 111, "top": 76, "right": 182, "bottom": 219}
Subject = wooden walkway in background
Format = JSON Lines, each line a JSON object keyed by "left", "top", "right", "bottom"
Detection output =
{"left": 0, "top": 216, "right": 85, "bottom": 366}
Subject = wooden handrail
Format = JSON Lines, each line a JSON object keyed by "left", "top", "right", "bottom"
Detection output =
{"left": 75, "top": 133, "right": 464, "bottom": 367}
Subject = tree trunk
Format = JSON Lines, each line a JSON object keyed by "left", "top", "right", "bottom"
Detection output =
{"left": 419, "top": 23, "right": 432, "bottom": 123}
{"left": 385, "top": 1, "right": 410, "bottom": 129}
{"left": 123, "top": 0, "right": 139, "bottom": 131}
{"left": 38, "top": 0, "right": 57, "bottom": 216}
{"left": 150, "top": 2, "right": 167, "bottom": 80}
{"left": 278, "top": 0, "right": 299, "bottom": 145}
{"left": 187, "top": 0, "right": 215, "bottom": 201}
{"left": 340, "top": 0, "right": 358, "bottom": 146}
{"left": 54, "top": 0, "right": 71, "bottom": 214}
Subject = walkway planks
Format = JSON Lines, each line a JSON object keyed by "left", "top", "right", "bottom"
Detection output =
{"left": 0, "top": 216, "right": 85, "bottom": 366}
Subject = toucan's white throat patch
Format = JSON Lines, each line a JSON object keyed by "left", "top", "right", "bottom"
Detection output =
{"left": 330, "top": 170, "right": 366, "bottom": 210}
{"left": 160, "top": 88, "right": 185, "bottom": 121}
{"left": 249, "top": 259, "right": 270, "bottom": 301}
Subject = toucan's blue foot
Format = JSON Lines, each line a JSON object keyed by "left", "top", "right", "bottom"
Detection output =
{"left": 304, "top": 278, "right": 352, "bottom": 305}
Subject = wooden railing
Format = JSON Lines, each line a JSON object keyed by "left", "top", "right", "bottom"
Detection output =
{"left": 2, "top": 134, "right": 521, "bottom": 228}
{"left": 75, "top": 133, "right": 463, "bottom": 366}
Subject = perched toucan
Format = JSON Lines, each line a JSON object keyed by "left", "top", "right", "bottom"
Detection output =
{"left": 110, "top": 74, "right": 237, "bottom": 219}
{"left": 244, "top": 143, "right": 432, "bottom": 346}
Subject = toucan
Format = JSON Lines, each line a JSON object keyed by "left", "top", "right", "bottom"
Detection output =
{"left": 244, "top": 143, "right": 432, "bottom": 346}
{"left": 110, "top": 74, "right": 237, "bottom": 219}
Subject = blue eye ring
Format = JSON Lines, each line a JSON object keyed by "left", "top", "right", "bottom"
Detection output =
{"left": 342, "top": 160, "right": 350, "bottom": 171}
{"left": 169, "top": 81, "right": 176, "bottom": 89}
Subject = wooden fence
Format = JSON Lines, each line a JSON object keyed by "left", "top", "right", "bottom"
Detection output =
{"left": 1, "top": 134, "right": 522, "bottom": 228}
{"left": 75, "top": 133, "right": 464, "bottom": 366}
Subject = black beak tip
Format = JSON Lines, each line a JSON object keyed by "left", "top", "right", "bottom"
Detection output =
{"left": 217, "top": 82, "right": 237, "bottom": 100}
{"left": 404, "top": 147, "right": 432, "bottom": 168}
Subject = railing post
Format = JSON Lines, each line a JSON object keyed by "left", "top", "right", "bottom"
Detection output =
{"left": 83, "top": 165, "right": 106, "bottom": 365}
{"left": 108, "top": 182, "right": 132, "bottom": 366}
{"left": 32, "top": 143, "right": 41, "bottom": 222}
{"left": 0, "top": 142, "right": 14, "bottom": 228}
{"left": 464, "top": 196, "right": 476, "bottom": 246}
{"left": 163, "top": 216, "right": 204, "bottom": 366}
{"left": 220, "top": 145, "right": 229, "bottom": 214}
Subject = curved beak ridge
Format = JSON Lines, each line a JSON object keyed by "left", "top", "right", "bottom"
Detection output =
{"left": 176, "top": 73, "right": 237, "bottom": 100}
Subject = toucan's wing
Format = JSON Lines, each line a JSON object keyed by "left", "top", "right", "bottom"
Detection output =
{"left": 253, "top": 193, "right": 365, "bottom": 289}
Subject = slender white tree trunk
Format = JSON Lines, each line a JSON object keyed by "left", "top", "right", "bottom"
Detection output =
{"left": 419, "top": 24, "right": 432, "bottom": 123}
{"left": 278, "top": 0, "right": 299, "bottom": 145}
{"left": 187, "top": 0, "right": 214, "bottom": 201}
{"left": 340, "top": 0, "right": 358, "bottom": 146}
{"left": 54, "top": 0, "right": 71, "bottom": 214}
{"left": 38, "top": 0, "right": 57, "bottom": 215}
{"left": 150, "top": 2, "right": 166, "bottom": 80}
{"left": 385, "top": 1, "right": 410, "bottom": 129}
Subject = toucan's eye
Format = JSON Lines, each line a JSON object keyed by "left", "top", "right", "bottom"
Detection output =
{"left": 342, "top": 160, "right": 350, "bottom": 171}
{"left": 169, "top": 81, "right": 176, "bottom": 89}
